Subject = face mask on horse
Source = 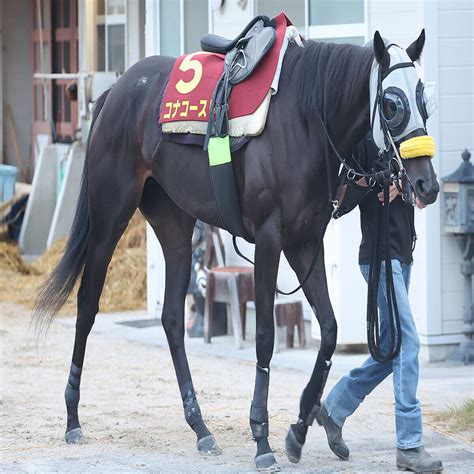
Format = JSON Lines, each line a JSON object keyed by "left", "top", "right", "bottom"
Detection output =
{"left": 334, "top": 30, "right": 439, "bottom": 219}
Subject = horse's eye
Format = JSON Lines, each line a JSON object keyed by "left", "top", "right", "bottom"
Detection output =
{"left": 383, "top": 98, "right": 398, "bottom": 119}
{"left": 380, "top": 87, "right": 411, "bottom": 134}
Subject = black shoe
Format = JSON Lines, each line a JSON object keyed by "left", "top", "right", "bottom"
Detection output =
{"left": 396, "top": 446, "right": 443, "bottom": 472}
{"left": 315, "top": 404, "right": 349, "bottom": 460}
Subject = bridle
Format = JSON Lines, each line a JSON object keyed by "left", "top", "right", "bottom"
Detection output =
{"left": 371, "top": 49, "right": 417, "bottom": 206}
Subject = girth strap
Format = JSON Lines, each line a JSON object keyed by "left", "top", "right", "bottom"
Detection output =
{"left": 204, "top": 19, "right": 276, "bottom": 243}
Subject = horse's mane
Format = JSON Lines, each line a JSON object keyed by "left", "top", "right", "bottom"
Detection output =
{"left": 292, "top": 40, "right": 374, "bottom": 120}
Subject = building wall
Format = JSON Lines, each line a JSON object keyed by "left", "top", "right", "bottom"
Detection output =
{"left": 144, "top": 0, "right": 470, "bottom": 358}
{"left": 1, "top": 2, "right": 33, "bottom": 175}
{"left": 127, "top": 0, "right": 146, "bottom": 67}
{"left": 438, "top": 0, "right": 473, "bottom": 337}
{"left": 210, "top": 0, "right": 253, "bottom": 37}
{"left": 368, "top": 2, "right": 440, "bottom": 357}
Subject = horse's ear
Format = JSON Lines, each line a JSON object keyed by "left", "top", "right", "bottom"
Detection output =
{"left": 373, "top": 31, "right": 390, "bottom": 69}
{"left": 406, "top": 29, "right": 425, "bottom": 63}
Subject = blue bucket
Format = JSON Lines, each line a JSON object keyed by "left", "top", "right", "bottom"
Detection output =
{"left": 0, "top": 164, "right": 18, "bottom": 204}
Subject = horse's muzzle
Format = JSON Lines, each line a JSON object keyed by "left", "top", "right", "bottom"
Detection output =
{"left": 414, "top": 173, "right": 439, "bottom": 205}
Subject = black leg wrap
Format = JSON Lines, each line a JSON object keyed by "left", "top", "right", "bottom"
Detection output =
{"left": 299, "top": 352, "right": 332, "bottom": 426}
{"left": 250, "top": 364, "right": 270, "bottom": 440}
{"left": 181, "top": 382, "right": 211, "bottom": 440}
{"left": 64, "top": 363, "right": 85, "bottom": 444}
{"left": 65, "top": 363, "right": 82, "bottom": 432}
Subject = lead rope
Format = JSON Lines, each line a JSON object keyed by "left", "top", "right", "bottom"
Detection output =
{"left": 360, "top": 65, "right": 408, "bottom": 363}
{"left": 232, "top": 204, "right": 332, "bottom": 296}
{"left": 366, "top": 179, "right": 402, "bottom": 363}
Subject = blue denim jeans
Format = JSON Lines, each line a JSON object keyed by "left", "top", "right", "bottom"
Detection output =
{"left": 323, "top": 259, "right": 422, "bottom": 449}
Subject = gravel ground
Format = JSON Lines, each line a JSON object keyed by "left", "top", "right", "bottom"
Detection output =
{"left": 1, "top": 302, "right": 473, "bottom": 473}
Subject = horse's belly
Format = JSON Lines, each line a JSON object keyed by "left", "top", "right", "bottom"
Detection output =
{"left": 152, "top": 140, "right": 223, "bottom": 227}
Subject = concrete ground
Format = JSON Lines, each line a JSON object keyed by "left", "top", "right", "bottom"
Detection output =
{"left": 1, "top": 304, "right": 473, "bottom": 473}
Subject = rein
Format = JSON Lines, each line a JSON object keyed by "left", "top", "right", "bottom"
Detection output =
{"left": 232, "top": 203, "right": 333, "bottom": 296}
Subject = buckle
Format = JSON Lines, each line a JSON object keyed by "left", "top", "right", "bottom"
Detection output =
{"left": 346, "top": 169, "right": 356, "bottom": 180}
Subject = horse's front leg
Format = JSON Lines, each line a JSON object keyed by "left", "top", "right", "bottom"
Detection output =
{"left": 251, "top": 216, "right": 282, "bottom": 471}
{"left": 283, "top": 242, "right": 338, "bottom": 463}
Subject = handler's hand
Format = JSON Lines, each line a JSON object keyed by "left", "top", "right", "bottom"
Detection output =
{"left": 378, "top": 184, "right": 400, "bottom": 204}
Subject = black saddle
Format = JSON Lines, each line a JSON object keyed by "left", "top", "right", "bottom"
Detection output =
{"left": 201, "top": 15, "right": 272, "bottom": 54}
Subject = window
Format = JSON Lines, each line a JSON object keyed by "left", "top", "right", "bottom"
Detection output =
{"left": 96, "top": 0, "right": 127, "bottom": 72}
{"left": 158, "top": 0, "right": 208, "bottom": 56}
{"left": 308, "top": 0, "right": 365, "bottom": 45}
{"left": 255, "top": 0, "right": 305, "bottom": 29}
{"left": 183, "top": 0, "right": 208, "bottom": 54}
{"left": 159, "top": 0, "right": 181, "bottom": 57}
{"left": 256, "top": 0, "right": 365, "bottom": 46}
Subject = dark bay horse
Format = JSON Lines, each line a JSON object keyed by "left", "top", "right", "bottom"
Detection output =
{"left": 34, "top": 30, "right": 438, "bottom": 471}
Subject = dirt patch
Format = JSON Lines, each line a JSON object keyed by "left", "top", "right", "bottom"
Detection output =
{"left": 1, "top": 302, "right": 473, "bottom": 472}
{"left": 0, "top": 302, "right": 303, "bottom": 470}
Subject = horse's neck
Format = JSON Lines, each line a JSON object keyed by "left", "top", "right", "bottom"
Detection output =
{"left": 327, "top": 55, "right": 372, "bottom": 158}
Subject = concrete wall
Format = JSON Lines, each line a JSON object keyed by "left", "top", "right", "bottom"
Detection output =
{"left": 19, "top": 144, "right": 69, "bottom": 256}
{"left": 20, "top": 145, "right": 58, "bottom": 256}
{"left": 1, "top": 1, "right": 33, "bottom": 177}
{"left": 47, "top": 143, "right": 86, "bottom": 247}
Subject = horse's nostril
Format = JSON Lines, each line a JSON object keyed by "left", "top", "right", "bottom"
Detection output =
{"left": 414, "top": 178, "right": 439, "bottom": 203}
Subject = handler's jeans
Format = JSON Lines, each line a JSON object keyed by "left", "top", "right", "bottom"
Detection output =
{"left": 322, "top": 259, "right": 422, "bottom": 449}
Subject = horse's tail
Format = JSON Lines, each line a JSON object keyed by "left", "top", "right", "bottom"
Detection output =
{"left": 33, "top": 88, "right": 112, "bottom": 333}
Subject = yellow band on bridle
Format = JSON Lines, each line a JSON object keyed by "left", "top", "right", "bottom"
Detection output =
{"left": 399, "top": 135, "right": 436, "bottom": 159}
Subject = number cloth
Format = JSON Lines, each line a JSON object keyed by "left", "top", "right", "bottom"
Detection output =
{"left": 159, "top": 12, "right": 289, "bottom": 124}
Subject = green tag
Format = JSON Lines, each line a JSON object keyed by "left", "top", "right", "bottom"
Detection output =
{"left": 208, "top": 136, "right": 232, "bottom": 167}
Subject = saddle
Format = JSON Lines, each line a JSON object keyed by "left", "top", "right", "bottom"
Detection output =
{"left": 204, "top": 16, "right": 276, "bottom": 149}
{"left": 203, "top": 16, "right": 277, "bottom": 242}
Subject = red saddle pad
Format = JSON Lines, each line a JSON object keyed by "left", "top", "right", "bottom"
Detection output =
{"left": 159, "top": 12, "right": 290, "bottom": 124}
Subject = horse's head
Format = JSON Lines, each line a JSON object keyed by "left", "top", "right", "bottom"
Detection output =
{"left": 370, "top": 30, "right": 439, "bottom": 207}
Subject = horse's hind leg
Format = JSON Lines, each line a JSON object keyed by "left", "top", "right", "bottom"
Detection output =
{"left": 283, "top": 242, "right": 337, "bottom": 463}
{"left": 64, "top": 166, "right": 144, "bottom": 444}
{"left": 139, "top": 178, "right": 221, "bottom": 455}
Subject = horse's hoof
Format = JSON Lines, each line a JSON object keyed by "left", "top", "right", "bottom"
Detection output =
{"left": 285, "top": 425, "right": 303, "bottom": 463}
{"left": 255, "top": 452, "right": 281, "bottom": 472}
{"left": 197, "top": 434, "right": 222, "bottom": 455}
{"left": 65, "top": 427, "right": 84, "bottom": 444}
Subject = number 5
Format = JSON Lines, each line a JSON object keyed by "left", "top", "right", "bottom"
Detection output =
{"left": 176, "top": 53, "right": 203, "bottom": 94}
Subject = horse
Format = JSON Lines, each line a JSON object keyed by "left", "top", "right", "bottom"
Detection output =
{"left": 33, "top": 27, "right": 439, "bottom": 471}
